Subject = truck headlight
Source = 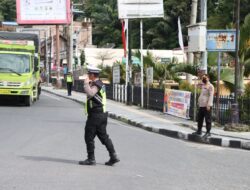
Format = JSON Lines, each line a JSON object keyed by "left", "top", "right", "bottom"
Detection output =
{"left": 22, "top": 79, "right": 32, "bottom": 87}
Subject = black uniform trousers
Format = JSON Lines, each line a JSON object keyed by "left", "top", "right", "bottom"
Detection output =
{"left": 67, "top": 82, "right": 72, "bottom": 95}
{"left": 197, "top": 107, "right": 212, "bottom": 133}
{"left": 85, "top": 112, "right": 115, "bottom": 159}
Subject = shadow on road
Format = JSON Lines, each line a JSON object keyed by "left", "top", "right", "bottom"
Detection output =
{"left": 20, "top": 155, "right": 106, "bottom": 166}
{"left": 20, "top": 155, "right": 78, "bottom": 165}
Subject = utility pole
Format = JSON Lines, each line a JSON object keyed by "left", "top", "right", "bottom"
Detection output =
{"left": 187, "top": 0, "right": 198, "bottom": 83}
{"left": 56, "top": 25, "right": 61, "bottom": 88}
{"left": 232, "top": 0, "right": 240, "bottom": 124}
{"left": 200, "top": 0, "right": 207, "bottom": 73}
{"left": 49, "top": 27, "right": 52, "bottom": 83}
{"left": 127, "top": 20, "right": 132, "bottom": 105}
{"left": 140, "top": 19, "right": 144, "bottom": 108}
{"left": 69, "top": 2, "right": 74, "bottom": 72}
{"left": 68, "top": 2, "right": 84, "bottom": 72}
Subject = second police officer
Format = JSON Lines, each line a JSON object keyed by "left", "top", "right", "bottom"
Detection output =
{"left": 66, "top": 71, "right": 74, "bottom": 96}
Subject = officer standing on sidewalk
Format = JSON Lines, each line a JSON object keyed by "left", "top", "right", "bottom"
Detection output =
{"left": 66, "top": 71, "right": 74, "bottom": 96}
{"left": 193, "top": 74, "right": 214, "bottom": 137}
{"left": 79, "top": 66, "right": 120, "bottom": 166}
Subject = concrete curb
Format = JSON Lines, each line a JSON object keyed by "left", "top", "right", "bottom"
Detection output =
{"left": 42, "top": 89, "right": 250, "bottom": 151}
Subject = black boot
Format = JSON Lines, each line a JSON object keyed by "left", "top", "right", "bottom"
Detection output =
{"left": 79, "top": 154, "right": 96, "bottom": 165}
{"left": 79, "top": 158, "right": 96, "bottom": 165}
{"left": 105, "top": 153, "right": 120, "bottom": 166}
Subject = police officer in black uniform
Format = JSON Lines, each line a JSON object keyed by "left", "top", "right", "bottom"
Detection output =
{"left": 79, "top": 66, "right": 120, "bottom": 166}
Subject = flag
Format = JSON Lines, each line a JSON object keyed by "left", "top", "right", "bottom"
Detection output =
{"left": 178, "top": 16, "right": 184, "bottom": 51}
{"left": 178, "top": 17, "right": 186, "bottom": 63}
{"left": 121, "top": 20, "right": 127, "bottom": 57}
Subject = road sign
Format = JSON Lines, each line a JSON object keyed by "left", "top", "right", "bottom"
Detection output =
{"left": 117, "top": 0, "right": 164, "bottom": 19}
{"left": 134, "top": 72, "right": 141, "bottom": 87}
{"left": 147, "top": 67, "right": 153, "bottom": 84}
{"left": 113, "top": 65, "right": 120, "bottom": 84}
{"left": 122, "top": 56, "right": 141, "bottom": 65}
{"left": 207, "top": 30, "right": 236, "bottom": 52}
{"left": 161, "top": 58, "right": 171, "bottom": 64}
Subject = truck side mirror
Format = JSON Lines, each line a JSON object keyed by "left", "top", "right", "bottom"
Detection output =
{"left": 34, "top": 57, "right": 39, "bottom": 72}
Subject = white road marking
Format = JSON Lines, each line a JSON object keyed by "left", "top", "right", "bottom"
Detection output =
{"left": 136, "top": 174, "right": 144, "bottom": 178}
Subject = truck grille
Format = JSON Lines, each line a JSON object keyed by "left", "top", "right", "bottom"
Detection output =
{"left": 0, "top": 81, "right": 21, "bottom": 87}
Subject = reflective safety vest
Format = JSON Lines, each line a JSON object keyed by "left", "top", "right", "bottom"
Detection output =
{"left": 66, "top": 74, "right": 73, "bottom": 83}
{"left": 85, "top": 80, "right": 106, "bottom": 114}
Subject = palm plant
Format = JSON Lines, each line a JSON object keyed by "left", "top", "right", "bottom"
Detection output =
{"left": 238, "top": 14, "right": 250, "bottom": 90}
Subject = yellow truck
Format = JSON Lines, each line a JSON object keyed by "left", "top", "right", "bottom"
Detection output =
{"left": 0, "top": 32, "right": 40, "bottom": 106}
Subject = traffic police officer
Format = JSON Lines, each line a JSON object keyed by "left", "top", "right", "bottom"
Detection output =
{"left": 193, "top": 74, "right": 214, "bottom": 137}
{"left": 66, "top": 71, "right": 73, "bottom": 96}
{"left": 79, "top": 66, "right": 120, "bottom": 166}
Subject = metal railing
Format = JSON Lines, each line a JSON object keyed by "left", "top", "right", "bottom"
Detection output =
{"left": 60, "top": 80, "right": 250, "bottom": 125}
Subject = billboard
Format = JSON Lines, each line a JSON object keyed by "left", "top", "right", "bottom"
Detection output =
{"left": 118, "top": 0, "right": 164, "bottom": 19}
{"left": 16, "top": 0, "right": 71, "bottom": 25}
{"left": 163, "top": 89, "right": 191, "bottom": 119}
{"left": 207, "top": 30, "right": 236, "bottom": 52}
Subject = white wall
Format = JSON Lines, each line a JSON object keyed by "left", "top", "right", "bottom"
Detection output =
{"left": 84, "top": 48, "right": 186, "bottom": 67}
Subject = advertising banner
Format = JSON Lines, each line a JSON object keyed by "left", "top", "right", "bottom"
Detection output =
{"left": 16, "top": 0, "right": 71, "bottom": 25}
{"left": 163, "top": 89, "right": 191, "bottom": 119}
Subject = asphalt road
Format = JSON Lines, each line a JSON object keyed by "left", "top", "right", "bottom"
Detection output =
{"left": 0, "top": 92, "right": 250, "bottom": 190}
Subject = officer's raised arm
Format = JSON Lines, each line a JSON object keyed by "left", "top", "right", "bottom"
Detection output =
{"left": 84, "top": 77, "right": 98, "bottom": 97}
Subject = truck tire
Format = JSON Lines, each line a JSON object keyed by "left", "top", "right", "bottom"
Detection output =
{"left": 25, "top": 95, "right": 32, "bottom": 106}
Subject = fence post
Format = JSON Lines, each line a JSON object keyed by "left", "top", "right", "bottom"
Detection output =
{"left": 132, "top": 85, "right": 134, "bottom": 103}
{"left": 118, "top": 85, "right": 121, "bottom": 102}
{"left": 122, "top": 85, "right": 124, "bottom": 103}
{"left": 115, "top": 84, "right": 117, "bottom": 101}
{"left": 125, "top": 85, "right": 127, "bottom": 103}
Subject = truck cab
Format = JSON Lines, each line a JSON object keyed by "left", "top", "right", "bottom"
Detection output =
{"left": 0, "top": 38, "right": 40, "bottom": 106}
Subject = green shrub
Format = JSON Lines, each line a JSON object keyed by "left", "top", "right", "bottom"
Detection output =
{"left": 244, "top": 82, "right": 250, "bottom": 97}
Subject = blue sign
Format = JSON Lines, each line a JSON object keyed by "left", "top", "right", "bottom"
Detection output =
{"left": 122, "top": 56, "right": 141, "bottom": 65}
{"left": 207, "top": 30, "right": 236, "bottom": 52}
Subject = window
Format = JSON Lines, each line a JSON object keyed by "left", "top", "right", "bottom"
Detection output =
{"left": 0, "top": 54, "right": 30, "bottom": 73}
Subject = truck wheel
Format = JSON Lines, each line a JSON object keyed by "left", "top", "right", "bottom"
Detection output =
{"left": 25, "top": 96, "right": 32, "bottom": 106}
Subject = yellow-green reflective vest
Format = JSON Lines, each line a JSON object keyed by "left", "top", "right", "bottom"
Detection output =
{"left": 66, "top": 75, "right": 73, "bottom": 83}
{"left": 85, "top": 80, "right": 106, "bottom": 114}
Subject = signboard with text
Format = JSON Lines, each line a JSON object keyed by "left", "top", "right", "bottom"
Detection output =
{"left": 113, "top": 65, "right": 120, "bottom": 84}
{"left": 117, "top": 0, "right": 164, "bottom": 19}
{"left": 207, "top": 30, "right": 236, "bottom": 52}
{"left": 16, "top": 0, "right": 71, "bottom": 25}
{"left": 163, "top": 89, "right": 191, "bottom": 119}
{"left": 134, "top": 72, "right": 141, "bottom": 87}
{"left": 161, "top": 57, "right": 171, "bottom": 64}
{"left": 146, "top": 67, "right": 153, "bottom": 84}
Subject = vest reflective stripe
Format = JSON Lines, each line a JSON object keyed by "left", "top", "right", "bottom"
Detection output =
{"left": 85, "top": 83, "right": 106, "bottom": 114}
{"left": 100, "top": 87, "right": 106, "bottom": 112}
{"left": 66, "top": 75, "right": 73, "bottom": 82}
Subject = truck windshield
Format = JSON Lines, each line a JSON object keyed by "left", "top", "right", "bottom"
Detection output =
{"left": 0, "top": 54, "right": 30, "bottom": 74}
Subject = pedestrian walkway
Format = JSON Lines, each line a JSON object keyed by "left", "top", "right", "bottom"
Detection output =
{"left": 42, "top": 85, "right": 250, "bottom": 150}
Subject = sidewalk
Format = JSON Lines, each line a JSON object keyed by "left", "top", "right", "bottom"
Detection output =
{"left": 42, "top": 85, "right": 250, "bottom": 151}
